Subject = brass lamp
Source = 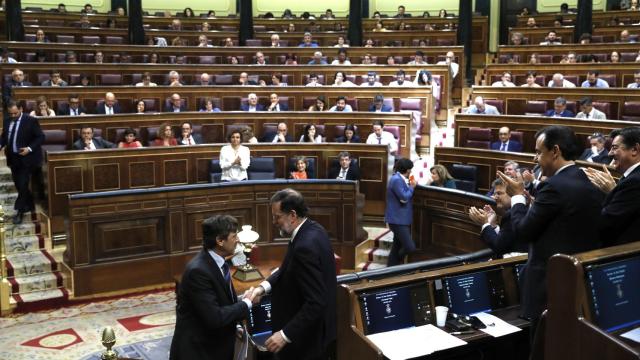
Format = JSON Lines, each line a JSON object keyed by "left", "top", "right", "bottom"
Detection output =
{"left": 233, "top": 225, "right": 263, "bottom": 281}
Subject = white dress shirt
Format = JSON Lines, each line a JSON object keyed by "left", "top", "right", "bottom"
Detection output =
{"left": 366, "top": 131, "right": 398, "bottom": 155}
{"left": 207, "top": 249, "right": 252, "bottom": 309}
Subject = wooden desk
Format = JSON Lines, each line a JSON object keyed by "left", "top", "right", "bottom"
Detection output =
{"left": 545, "top": 242, "right": 640, "bottom": 359}
{"left": 46, "top": 143, "right": 389, "bottom": 233}
{"left": 469, "top": 86, "right": 640, "bottom": 120}
{"left": 336, "top": 256, "right": 529, "bottom": 359}
{"left": 65, "top": 180, "right": 365, "bottom": 297}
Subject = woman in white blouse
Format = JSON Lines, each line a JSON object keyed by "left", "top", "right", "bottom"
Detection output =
{"left": 219, "top": 130, "right": 250, "bottom": 181}
{"left": 299, "top": 124, "right": 323, "bottom": 143}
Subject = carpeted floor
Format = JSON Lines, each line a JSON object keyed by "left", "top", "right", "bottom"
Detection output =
{"left": 0, "top": 290, "right": 176, "bottom": 360}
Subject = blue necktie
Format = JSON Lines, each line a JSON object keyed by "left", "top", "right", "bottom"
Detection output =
{"left": 222, "top": 262, "right": 231, "bottom": 285}
{"left": 500, "top": 143, "right": 507, "bottom": 151}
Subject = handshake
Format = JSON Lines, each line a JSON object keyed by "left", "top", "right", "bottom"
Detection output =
{"left": 242, "top": 286, "right": 265, "bottom": 305}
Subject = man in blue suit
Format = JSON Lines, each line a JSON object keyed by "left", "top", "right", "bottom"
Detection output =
{"left": 240, "top": 93, "right": 265, "bottom": 111}
{"left": 544, "top": 97, "right": 575, "bottom": 118}
{"left": 498, "top": 125, "right": 603, "bottom": 342}
{"left": 385, "top": 158, "right": 417, "bottom": 266}
{"left": 368, "top": 94, "right": 393, "bottom": 112}
{"left": 266, "top": 93, "right": 289, "bottom": 111}
{"left": 491, "top": 126, "right": 523, "bottom": 152}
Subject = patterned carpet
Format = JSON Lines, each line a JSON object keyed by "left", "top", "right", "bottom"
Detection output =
{"left": 0, "top": 290, "right": 176, "bottom": 360}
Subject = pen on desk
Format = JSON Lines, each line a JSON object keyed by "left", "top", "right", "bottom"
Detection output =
{"left": 450, "top": 330, "right": 475, "bottom": 335}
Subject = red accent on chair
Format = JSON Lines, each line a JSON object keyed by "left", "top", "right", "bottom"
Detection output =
{"left": 465, "top": 127, "right": 492, "bottom": 149}
{"left": 485, "top": 99, "right": 505, "bottom": 114}
{"left": 622, "top": 101, "right": 640, "bottom": 121}
{"left": 524, "top": 100, "right": 548, "bottom": 115}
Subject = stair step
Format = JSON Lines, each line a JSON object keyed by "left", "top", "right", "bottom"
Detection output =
{"left": 8, "top": 271, "right": 64, "bottom": 294}
{"left": 3, "top": 234, "right": 45, "bottom": 254}
{"left": 12, "top": 288, "right": 68, "bottom": 304}
{"left": 6, "top": 250, "right": 57, "bottom": 277}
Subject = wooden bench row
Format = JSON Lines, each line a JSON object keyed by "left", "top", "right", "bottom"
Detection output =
{"left": 47, "top": 143, "right": 389, "bottom": 233}
{"left": 469, "top": 86, "right": 640, "bottom": 120}
{"left": 483, "top": 63, "right": 640, "bottom": 88}
{"left": 496, "top": 43, "right": 640, "bottom": 64}
{"left": 515, "top": 10, "right": 640, "bottom": 27}
{"left": 0, "top": 63, "right": 453, "bottom": 110}
{"left": 10, "top": 85, "right": 434, "bottom": 137}
{"left": 509, "top": 24, "right": 639, "bottom": 45}
{"left": 453, "top": 113, "right": 637, "bottom": 153}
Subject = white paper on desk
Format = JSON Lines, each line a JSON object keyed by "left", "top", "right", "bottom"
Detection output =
{"left": 472, "top": 312, "right": 521, "bottom": 338}
{"left": 620, "top": 327, "right": 640, "bottom": 343}
{"left": 366, "top": 324, "right": 467, "bottom": 360}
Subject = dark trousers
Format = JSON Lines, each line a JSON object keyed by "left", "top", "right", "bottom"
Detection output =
{"left": 10, "top": 163, "right": 35, "bottom": 213}
{"left": 387, "top": 223, "right": 415, "bottom": 266}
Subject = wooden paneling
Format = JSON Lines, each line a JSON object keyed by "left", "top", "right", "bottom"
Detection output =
{"left": 47, "top": 143, "right": 389, "bottom": 233}
{"left": 67, "top": 180, "right": 364, "bottom": 296}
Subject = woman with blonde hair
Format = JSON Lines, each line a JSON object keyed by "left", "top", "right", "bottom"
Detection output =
{"left": 429, "top": 164, "right": 456, "bottom": 188}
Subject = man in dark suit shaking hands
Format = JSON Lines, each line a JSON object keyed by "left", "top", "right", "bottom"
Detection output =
{"left": 1, "top": 101, "right": 45, "bottom": 224}
{"left": 497, "top": 125, "right": 603, "bottom": 341}
{"left": 584, "top": 127, "right": 640, "bottom": 246}
{"left": 250, "top": 189, "right": 337, "bottom": 359}
{"left": 170, "top": 215, "right": 256, "bottom": 360}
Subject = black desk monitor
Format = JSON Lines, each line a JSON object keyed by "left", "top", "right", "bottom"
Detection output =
{"left": 358, "top": 282, "right": 431, "bottom": 335}
{"left": 443, "top": 269, "right": 506, "bottom": 315}
{"left": 248, "top": 295, "right": 272, "bottom": 346}
{"left": 585, "top": 255, "right": 640, "bottom": 333}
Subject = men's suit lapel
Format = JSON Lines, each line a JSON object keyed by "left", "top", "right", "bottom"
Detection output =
{"left": 202, "top": 250, "right": 235, "bottom": 302}
{"left": 275, "top": 220, "right": 311, "bottom": 284}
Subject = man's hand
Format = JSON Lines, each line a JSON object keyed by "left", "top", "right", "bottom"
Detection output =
{"left": 18, "top": 147, "right": 30, "bottom": 156}
{"left": 496, "top": 171, "right": 525, "bottom": 196}
{"left": 483, "top": 205, "right": 498, "bottom": 227}
{"left": 249, "top": 286, "right": 265, "bottom": 305}
{"left": 265, "top": 331, "right": 288, "bottom": 353}
{"left": 522, "top": 169, "right": 535, "bottom": 183}
{"left": 277, "top": 133, "right": 285, "bottom": 142}
{"left": 242, "top": 287, "right": 256, "bottom": 302}
{"left": 409, "top": 176, "right": 417, "bottom": 188}
{"left": 583, "top": 165, "right": 616, "bottom": 194}
{"left": 469, "top": 206, "right": 489, "bottom": 225}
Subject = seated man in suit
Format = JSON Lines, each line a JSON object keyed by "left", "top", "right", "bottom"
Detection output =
{"left": 581, "top": 70, "right": 609, "bottom": 88}
{"left": 394, "top": 5, "right": 411, "bottom": 17}
{"left": 627, "top": 70, "right": 640, "bottom": 88}
{"left": 240, "top": 93, "right": 265, "bottom": 111}
{"left": 328, "top": 151, "right": 361, "bottom": 181}
{"left": 177, "top": 122, "right": 203, "bottom": 145}
{"left": 95, "top": 92, "right": 121, "bottom": 115}
{"left": 40, "top": 69, "right": 68, "bottom": 87}
{"left": 73, "top": 125, "right": 115, "bottom": 150}
{"left": 579, "top": 132, "right": 611, "bottom": 164}
{"left": 465, "top": 96, "right": 501, "bottom": 115}
{"left": 491, "top": 127, "right": 523, "bottom": 152}
{"left": 261, "top": 122, "right": 293, "bottom": 143}
{"left": 169, "top": 215, "right": 256, "bottom": 360}
{"left": 368, "top": 94, "right": 392, "bottom": 112}
{"left": 164, "top": 93, "right": 186, "bottom": 112}
{"left": 545, "top": 97, "right": 574, "bottom": 117}
{"left": 2, "top": 68, "right": 32, "bottom": 105}
{"left": 195, "top": 73, "right": 212, "bottom": 86}
{"left": 576, "top": 97, "right": 606, "bottom": 119}
{"left": 469, "top": 178, "right": 527, "bottom": 256}
{"left": 584, "top": 127, "right": 640, "bottom": 247}
{"left": 167, "top": 70, "right": 184, "bottom": 86}
{"left": 60, "top": 94, "right": 86, "bottom": 116}
{"left": 267, "top": 93, "right": 289, "bottom": 111}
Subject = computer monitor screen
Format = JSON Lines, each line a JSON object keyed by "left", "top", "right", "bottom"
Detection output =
{"left": 248, "top": 296, "right": 272, "bottom": 344}
{"left": 586, "top": 256, "right": 640, "bottom": 332}
{"left": 443, "top": 271, "right": 492, "bottom": 315}
{"left": 359, "top": 284, "right": 426, "bottom": 335}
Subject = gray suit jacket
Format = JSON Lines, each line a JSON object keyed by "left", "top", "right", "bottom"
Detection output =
{"left": 576, "top": 109, "right": 606, "bottom": 120}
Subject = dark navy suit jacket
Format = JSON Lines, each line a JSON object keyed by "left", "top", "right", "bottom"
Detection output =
{"left": 480, "top": 211, "right": 527, "bottom": 255}
{"left": 368, "top": 104, "right": 393, "bottom": 112}
{"left": 267, "top": 219, "right": 337, "bottom": 360}
{"left": 599, "top": 165, "right": 640, "bottom": 246}
{"left": 544, "top": 109, "right": 575, "bottom": 118}
{"left": 491, "top": 140, "right": 523, "bottom": 152}
{"left": 240, "top": 103, "right": 265, "bottom": 111}
{"left": 509, "top": 165, "right": 603, "bottom": 320}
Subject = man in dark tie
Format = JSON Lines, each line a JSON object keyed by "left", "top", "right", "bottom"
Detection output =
{"left": 95, "top": 92, "right": 121, "bottom": 115}
{"left": 491, "top": 126, "right": 523, "bottom": 152}
{"left": 250, "top": 189, "right": 337, "bottom": 360}
{"left": 578, "top": 132, "right": 611, "bottom": 164}
{"left": 72, "top": 126, "right": 115, "bottom": 150}
{"left": 328, "top": 151, "right": 361, "bottom": 181}
{"left": 60, "top": 94, "right": 86, "bottom": 116}
{"left": 170, "top": 215, "right": 256, "bottom": 360}
{"left": 177, "top": 122, "right": 203, "bottom": 145}
{"left": 0, "top": 101, "right": 45, "bottom": 224}
{"left": 544, "top": 97, "right": 574, "bottom": 117}
{"left": 584, "top": 127, "right": 640, "bottom": 246}
{"left": 497, "top": 125, "right": 604, "bottom": 341}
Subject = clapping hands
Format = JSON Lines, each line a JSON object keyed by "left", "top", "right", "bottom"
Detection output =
{"left": 496, "top": 171, "right": 525, "bottom": 196}
{"left": 583, "top": 165, "right": 616, "bottom": 194}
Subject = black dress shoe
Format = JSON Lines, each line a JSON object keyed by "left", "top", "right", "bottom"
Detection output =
{"left": 12, "top": 212, "right": 24, "bottom": 225}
